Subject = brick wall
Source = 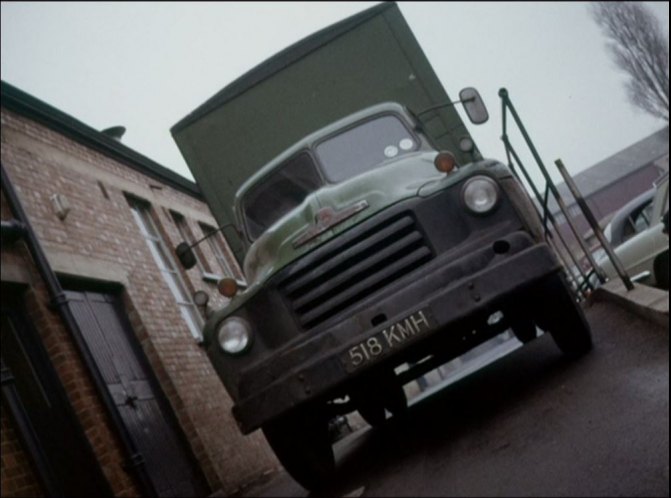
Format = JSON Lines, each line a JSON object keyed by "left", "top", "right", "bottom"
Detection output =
{"left": 1, "top": 408, "right": 44, "bottom": 497}
{"left": 1, "top": 107, "right": 278, "bottom": 494}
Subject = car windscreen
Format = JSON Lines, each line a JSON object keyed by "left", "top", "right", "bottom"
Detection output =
{"left": 612, "top": 198, "right": 653, "bottom": 247}
{"left": 242, "top": 152, "right": 323, "bottom": 240}
{"left": 315, "top": 115, "right": 418, "bottom": 183}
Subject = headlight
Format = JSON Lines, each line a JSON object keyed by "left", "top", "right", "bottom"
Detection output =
{"left": 217, "top": 317, "right": 253, "bottom": 355}
{"left": 462, "top": 176, "right": 500, "bottom": 214}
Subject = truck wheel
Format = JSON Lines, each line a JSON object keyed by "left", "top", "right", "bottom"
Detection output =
{"left": 262, "top": 407, "right": 335, "bottom": 490}
{"left": 503, "top": 302, "right": 538, "bottom": 344}
{"left": 535, "top": 274, "right": 593, "bottom": 357}
{"left": 511, "top": 319, "right": 537, "bottom": 343}
{"left": 507, "top": 306, "right": 537, "bottom": 343}
{"left": 653, "top": 250, "right": 668, "bottom": 290}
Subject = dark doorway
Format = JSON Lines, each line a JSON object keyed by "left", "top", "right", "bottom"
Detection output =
{"left": 1, "top": 288, "right": 113, "bottom": 497}
{"left": 64, "top": 289, "right": 209, "bottom": 497}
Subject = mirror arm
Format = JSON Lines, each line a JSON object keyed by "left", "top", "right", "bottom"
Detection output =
{"left": 414, "top": 98, "right": 469, "bottom": 119}
{"left": 183, "top": 222, "right": 239, "bottom": 251}
{"left": 175, "top": 222, "right": 245, "bottom": 271}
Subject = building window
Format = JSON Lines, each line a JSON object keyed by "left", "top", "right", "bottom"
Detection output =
{"left": 171, "top": 211, "right": 206, "bottom": 273}
{"left": 170, "top": 211, "right": 221, "bottom": 283}
{"left": 128, "top": 198, "right": 203, "bottom": 340}
{"left": 199, "top": 223, "right": 240, "bottom": 281}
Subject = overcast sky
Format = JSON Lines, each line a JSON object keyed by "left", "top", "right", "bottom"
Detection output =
{"left": 1, "top": 1, "right": 669, "bottom": 189}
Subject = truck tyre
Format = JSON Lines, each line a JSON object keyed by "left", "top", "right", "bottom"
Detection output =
{"left": 511, "top": 319, "right": 537, "bottom": 343}
{"left": 653, "top": 249, "right": 668, "bottom": 290}
{"left": 262, "top": 407, "right": 335, "bottom": 490}
{"left": 535, "top": 274, "right": 592, "bottom": 357}
{"left": 503, "top": 302, "right": 538, "bottom": 344}
{"left": 507, "top": 306, "right": 537, "bottom": 343}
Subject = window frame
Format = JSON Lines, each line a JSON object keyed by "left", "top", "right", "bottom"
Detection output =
{"left": 127, "top": 197, "right": 204, "bottom": 341}
{"left": 199, "top": 222, "right": 243, "bottom": 283}
{"left": 170, "top": 211, "right": 221, "bottom": 283}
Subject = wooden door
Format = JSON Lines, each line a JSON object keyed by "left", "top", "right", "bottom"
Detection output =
{"left": 65, "top": 290, "right": 209, "bottom": 497}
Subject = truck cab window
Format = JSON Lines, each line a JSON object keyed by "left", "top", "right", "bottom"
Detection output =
{"left": 316, "top": 115, "right": 418, "bottom": 183}
{"left": 243, "top": 152, "right": 323, "bottom": 240}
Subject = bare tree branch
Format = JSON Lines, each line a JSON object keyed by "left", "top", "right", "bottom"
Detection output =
{"left": 591, "top": 2, "right": 669, "bottom": 122}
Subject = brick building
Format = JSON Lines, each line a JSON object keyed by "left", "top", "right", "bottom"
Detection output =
{"left": 1, "top": 81, "right": 278, "bottom": 496}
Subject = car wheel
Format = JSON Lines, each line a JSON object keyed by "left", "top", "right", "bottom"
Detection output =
{"left": 262, "top": 406, "right": 335, "bottom": 490}
{"left": 653, "top": 249, "right": 669, "bottom": 290}
{"left": 534, "top": 274, "right": 593, "bottom": 357}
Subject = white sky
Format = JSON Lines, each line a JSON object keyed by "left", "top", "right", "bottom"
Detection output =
{"left": 1, "top": 1, "right": 669, "bottom": 189}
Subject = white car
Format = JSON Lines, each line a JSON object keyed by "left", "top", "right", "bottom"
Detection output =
{"left": 596, "top": 171, "right": 669, "bottom": 289}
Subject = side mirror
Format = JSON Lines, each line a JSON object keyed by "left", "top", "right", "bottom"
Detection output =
{"left": 175, "top": 242, "right": 197, "bottom": 270}
{"left": 459, "top": 87, "right": 489, "bottom": 125}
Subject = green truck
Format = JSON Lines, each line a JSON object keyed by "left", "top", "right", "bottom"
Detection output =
{"left": 172, "top": 2, "right": 591, "bottom": 489}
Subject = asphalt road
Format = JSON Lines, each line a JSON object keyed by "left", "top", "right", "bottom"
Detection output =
{"left": 244, "top": 299, "right": 669, "bottom": 497}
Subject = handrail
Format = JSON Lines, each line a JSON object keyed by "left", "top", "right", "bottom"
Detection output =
{"left": 498, "top": 88, "right": 634, "bottom": 295}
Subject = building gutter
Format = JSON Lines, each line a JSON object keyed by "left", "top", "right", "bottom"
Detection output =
{"left": 1, "top": 162, "right": 156, "bottom": 497}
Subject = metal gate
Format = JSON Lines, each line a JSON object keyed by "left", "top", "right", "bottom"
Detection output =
{"left": 65, "top": 290, "right": 209, "bottom": 497}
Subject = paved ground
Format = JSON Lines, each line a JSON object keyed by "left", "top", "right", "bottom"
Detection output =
{"left": 240, "top": 297, "right": 668, "bottom": 497}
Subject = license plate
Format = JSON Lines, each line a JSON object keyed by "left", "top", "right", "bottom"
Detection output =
{"left": 341, "top": 308, "right": 434, "bottom": 372}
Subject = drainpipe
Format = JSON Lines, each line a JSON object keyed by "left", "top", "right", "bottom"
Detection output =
{"left": 1, "top": 162, "right": 157, "bottom": 497}
{"left": 1, "top": 219, "right": 27, "bottom": 242}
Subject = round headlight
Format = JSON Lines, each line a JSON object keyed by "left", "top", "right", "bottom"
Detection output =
{"left": 217, "top": 317, "right": 252, "bottom": 355}
{"left": 462, "top": 176, "right": 500, "bottom": 214}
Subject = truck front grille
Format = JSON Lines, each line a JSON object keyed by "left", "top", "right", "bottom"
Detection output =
{"left": 279, "top": 214, "right": 433, "bottom": 330}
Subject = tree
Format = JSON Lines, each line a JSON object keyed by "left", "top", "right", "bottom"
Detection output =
{"left": 590, "top": 2, "right": 669, "bottom": 122}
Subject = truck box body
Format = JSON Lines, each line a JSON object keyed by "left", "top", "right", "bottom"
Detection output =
{"left": 172, "top": 2, "right": 472, "bottom": 260}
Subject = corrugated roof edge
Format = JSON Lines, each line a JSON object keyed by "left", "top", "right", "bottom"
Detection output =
{"left": 1, "top": 80, "right": 203, "bottom": 200}
{"left": 170, "top": 1, "right": 394, "bottom": 135}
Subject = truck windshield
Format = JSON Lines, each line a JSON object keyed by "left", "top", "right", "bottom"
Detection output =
{"left": 315, "top": 115, "right": 418, "bottom": 183}
{"left": 243, "top": 152, "right": 323, "bottom": 240}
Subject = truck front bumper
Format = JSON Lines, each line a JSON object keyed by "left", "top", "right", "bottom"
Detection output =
{"left": 233, "top": 231, "right": 560, "bottom": 433}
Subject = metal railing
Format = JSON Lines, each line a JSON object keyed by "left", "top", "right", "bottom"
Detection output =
{"left": 498, "top": 88, "right": 634, "bottom": 298}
